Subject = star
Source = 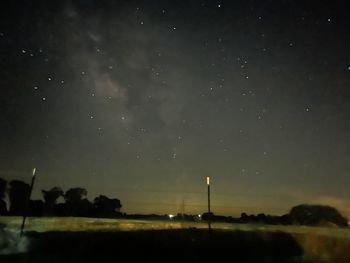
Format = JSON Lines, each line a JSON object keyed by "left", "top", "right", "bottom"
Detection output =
{"left": 2, "top": 0, "right": 350, "bottom": 218}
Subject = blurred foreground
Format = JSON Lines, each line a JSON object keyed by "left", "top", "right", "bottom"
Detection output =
{"left": 1, "top": 216, "right": 350, "bottom": 262}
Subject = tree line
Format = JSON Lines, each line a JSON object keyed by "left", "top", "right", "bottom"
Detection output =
{"left": 0, "top": 177, "right": 348, "bottom": 227}
{"left": 0, "top": 177, "right": 122, "bottom": 218}
{"left": 201, "top": 204, "right": 349, "bottom": 227}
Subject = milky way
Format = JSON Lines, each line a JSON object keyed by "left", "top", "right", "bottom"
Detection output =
{"left": 1, "top": 1, "right": 350, "bottom": 216}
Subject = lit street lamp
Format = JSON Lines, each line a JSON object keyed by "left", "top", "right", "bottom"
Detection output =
{"left": 206, "top": 176, "right": 211, "bottom": 230}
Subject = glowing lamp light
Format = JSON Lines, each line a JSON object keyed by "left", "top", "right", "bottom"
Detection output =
{"left": 168, "top": 214, "right": 175, "bottom": 219}
{"left": 206, "top": 176, "right": 210, "bottom": 185}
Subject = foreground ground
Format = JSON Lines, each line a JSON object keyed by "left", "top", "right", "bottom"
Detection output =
{"left": 1, "top": 217, "right": 350, "bottom": 262}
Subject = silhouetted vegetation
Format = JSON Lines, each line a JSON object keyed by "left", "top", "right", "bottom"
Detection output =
{"left": 0, "top": 178, "right": 7, "bottom": 215}
{"left": 239, "top": 212, "right": 293, "bottom": 225}
{"left": 28, "top": 200, "right": 44, "bottom": 217}
{"left": 0, "top": 177, "right": 122, "bottom": 219}
{"left": 8, "top": 180, "right": 30, "bottom": 216}
{"left": 93, "top": 195, "right": 122, "bottom": 218}
{"left": 289, "top": 204, "right": 348, "bottom": 227}
{"left": 238, "top": 206, "right": 349, "bottom": 227}
{"left": 42, "top": 187, "right": 63, "bottom": 216}
{"left": 63, "top": 187, "right": 92, "bottom": 217}
{"left": 0, "top": 177, "right": 348, "bottom": 229}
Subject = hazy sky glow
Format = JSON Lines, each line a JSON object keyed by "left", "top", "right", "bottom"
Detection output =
{"left": 1, "top": 0, "right": 350, "bottom": 217}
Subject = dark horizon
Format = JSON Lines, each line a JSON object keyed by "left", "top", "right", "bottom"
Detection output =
{"left": 1, "top": 0, "right": 350, "bottom": 217}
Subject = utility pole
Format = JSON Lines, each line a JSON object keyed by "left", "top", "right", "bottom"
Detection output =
{"left": 20, "top": 168, "right": 37, "bottom": 237}
{"left": 206, "top": 176, "right": 211, "bottom": 230}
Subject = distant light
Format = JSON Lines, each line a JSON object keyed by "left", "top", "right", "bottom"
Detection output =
{"left": 206, "top": 176, "right": 210, "bottom": 185}
{"left": 168, "top": 214, "right": 175, "bottom": 219}
{"left": 198, "top": 214, "right": 202, "bottom": 218}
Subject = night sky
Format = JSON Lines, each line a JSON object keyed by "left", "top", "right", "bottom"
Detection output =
{"left": 1, "top": 0, "right": 350, "bottom": 217}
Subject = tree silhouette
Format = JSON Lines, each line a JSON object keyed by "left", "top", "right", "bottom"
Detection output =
{"left": 256, "top": 213, "right": 267, "bottom": 222}
{"left": 290, "top": 204, "right": 348, "bottom": 227}
{"left": 0, "top": 178, "right": 6, "bottom": 199}
{"left": 240, "top": 212, "right": 248, "bottom": 221}
{"left": 9, "top": 180, "right": 30, "bottom": 215}
{"left": 42, "top": 187, "right": 63, "bottom": 215}
{"left": 201, "top": 212, "right": 214, "bottom": 221}
{"left": 64, "top": 187, "right": 92, "bottom": 216}
{"left": 94, "top": 195, "right": 122, "bottom": 218}
{"left": 65, "top": 188, "right": 87, "bottom": 203}
{"left": 0, "top": 178, "right": 7, "bottom": 215}
{"left": 28, "top": 199, "right": 44, "bottom": 216}
{"left": 1, "top": 177, "right": 125, "bottom": 218}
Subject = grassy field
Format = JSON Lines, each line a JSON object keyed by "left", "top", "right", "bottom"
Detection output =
{"left": 1, "top": 216, "right": 350, "bottom": 262}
